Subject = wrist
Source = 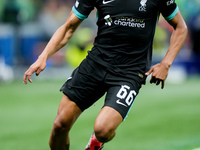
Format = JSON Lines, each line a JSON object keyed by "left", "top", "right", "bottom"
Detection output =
{"left": 160, "top": 61, "right": 171, "bottom": 69}
{"left": 38, "top": 54, "right": 48, "bottom": 61}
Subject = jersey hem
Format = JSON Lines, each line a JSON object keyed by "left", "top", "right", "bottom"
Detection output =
{"left": 164, "top": 6, "right": 179, "bottom": 21}
{"left": 72, "top": 6, "right": 87, "bottom": 20}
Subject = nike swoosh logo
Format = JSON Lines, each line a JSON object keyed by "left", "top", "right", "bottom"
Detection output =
{"left": 67, "top": 76, "right": 72, "bottom": 81}
{"left": 103, "top": 0, "right": 115, "bottom": 4}
{"left": 116, "top": 99, "right": 128, "bottom": 107}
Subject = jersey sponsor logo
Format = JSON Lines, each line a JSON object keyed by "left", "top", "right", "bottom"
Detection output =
{"left": 114, "top": 19, "right": 145, "bottom": 28}
{"left": 102, "top": 0, "right": 115, "bottom": 4}
{"left": 116, "top": 85, "right": 137, "bottom": 107}
{"left": 104, "top": 15, "right": 113, "bottom": 26}
{"left": 104, "top": 15, "right": 145, "bottom": 28}
{"left": 114, "top": 17, "right": 145, "bottom": 28}
{"left": 166, "top": 0, "right": 174, "bottom": 6}
{"left": 139, "top": 0, "right": 147, "bottom": 11}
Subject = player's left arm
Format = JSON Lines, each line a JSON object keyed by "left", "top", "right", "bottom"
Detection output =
{"left": 145, "top": 11, "right": 188, "bottom": 89}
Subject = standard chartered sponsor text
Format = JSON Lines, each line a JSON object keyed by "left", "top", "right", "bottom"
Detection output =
{"left": 114, "top": 19, "right": 145, "bottom": 28}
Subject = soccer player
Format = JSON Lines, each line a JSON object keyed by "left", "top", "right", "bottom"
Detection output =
{"left": 23, "top": 0, "right": 188, "bottom": 150}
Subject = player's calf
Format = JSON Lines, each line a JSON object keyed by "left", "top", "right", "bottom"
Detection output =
{"left": 49, "top": 119, "right": 70, "bottom": 150}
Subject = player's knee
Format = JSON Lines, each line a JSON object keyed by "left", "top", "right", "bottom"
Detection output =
{"left": 52, "top": 118, "right": 70, "bottom": 134}
{"left": 94, "top": 124, "right": 115, "bottom": 143}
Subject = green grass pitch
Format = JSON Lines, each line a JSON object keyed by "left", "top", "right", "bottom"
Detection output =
{"left": 0, "top": 77, "right": 200, "bottom": 150}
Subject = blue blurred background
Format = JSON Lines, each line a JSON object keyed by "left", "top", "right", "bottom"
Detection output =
{"left": 0, "top": 0, "right": 199, "bottom": 82}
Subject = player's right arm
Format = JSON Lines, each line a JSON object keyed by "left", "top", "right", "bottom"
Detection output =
{"left": 23, "top": 11, "right": 82, "bottom": 84}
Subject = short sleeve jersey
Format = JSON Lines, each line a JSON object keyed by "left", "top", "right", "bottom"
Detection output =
{"left": 72, "top": 0, "right": 179, "bottom": 81}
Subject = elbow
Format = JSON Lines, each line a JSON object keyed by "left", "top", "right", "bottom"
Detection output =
{"left": 181, "top": 17, "right": 188, "bottom": 36}
{"left": 59, "top": 25, "right": 74, "bottom": 47}
{"left": 182, "top": 22, "right": 188, "bottom": 37}
{"left": 178, "top": 23, "right": 188, "bottom": 46}
{"left": 179, "top": 22, "right": 188, "bottom": 47}
{"left": 176, "top": 21, "right": 188, "bottom": 40}
{"left": 185, "top": 26, "right": 188, "bottom": 37}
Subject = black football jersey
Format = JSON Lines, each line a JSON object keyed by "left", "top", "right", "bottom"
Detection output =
{"left": 72, "top": 0, "right": 179, "bottom": 81}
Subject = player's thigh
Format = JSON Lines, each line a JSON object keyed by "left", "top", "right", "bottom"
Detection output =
{"left": 104, "top": 80, "right": 141, "bottom": 120}
{"left": 60, "top": 59, "right": 107, "bottom": 112}
{"left": 54, "top": 94, "right": 82, "bottom": 130}
{"left": 94, "top": 106, "right": 123, "bottom": 134}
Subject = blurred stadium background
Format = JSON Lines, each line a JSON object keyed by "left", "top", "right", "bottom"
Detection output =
{"left": 0, "top": 0, "right": 200, "bottom": 150}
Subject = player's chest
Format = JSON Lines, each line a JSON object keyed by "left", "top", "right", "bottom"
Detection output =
{"left": 96, "top": 0, "right": 159, "bottom": 18}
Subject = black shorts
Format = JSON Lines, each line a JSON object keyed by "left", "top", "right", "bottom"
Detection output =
{"left": 60, "top": 58, "right": 142, "bottom": 120}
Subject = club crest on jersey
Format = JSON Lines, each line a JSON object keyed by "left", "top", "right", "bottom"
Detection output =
{"left": 139, "top": 0, "right": 147, "bottom": 12}
{"left": 166, "top": 0, "right": 174, "bottom": 6}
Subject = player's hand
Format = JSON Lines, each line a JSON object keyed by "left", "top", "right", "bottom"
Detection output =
{"left": 23, "top": 57, "right": 47, "bottom": 84}
{"left": 145, "top": 62, "right": 170, "bottom": 89}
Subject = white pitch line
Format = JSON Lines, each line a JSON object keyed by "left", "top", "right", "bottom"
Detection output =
{"left": 193, "top": 148, "right": 200, "bottom": 150}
